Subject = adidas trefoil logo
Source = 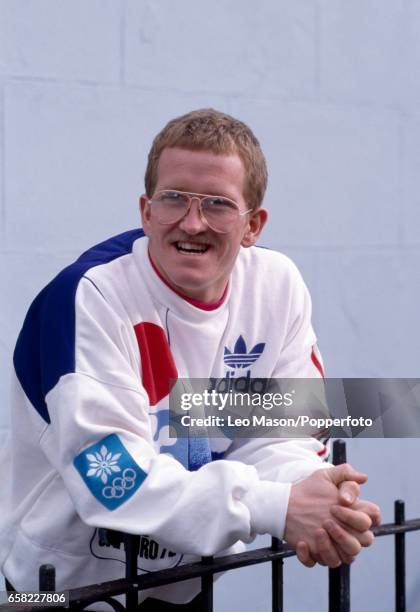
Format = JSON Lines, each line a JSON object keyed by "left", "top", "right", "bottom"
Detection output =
{"left": 224, "top": 335, "right": 265, "bottom": 369}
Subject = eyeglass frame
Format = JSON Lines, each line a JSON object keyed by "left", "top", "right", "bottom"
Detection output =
{"left": 146, "top": 189, "right": 253, "bottom": 234}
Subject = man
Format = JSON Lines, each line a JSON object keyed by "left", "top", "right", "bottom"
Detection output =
{"left": 0, "top": 109, "right": 380, "bottom": 610}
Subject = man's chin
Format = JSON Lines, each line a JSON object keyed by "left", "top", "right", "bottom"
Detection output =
{"left": 170, "top": 276, "right": 206, "bottom": 298}
{"left": 167, "top": 273, "right": 224, "bottom": 302}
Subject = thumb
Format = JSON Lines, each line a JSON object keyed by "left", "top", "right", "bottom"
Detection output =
{"left": 327, "top": 463, "right": 368, "bottom": 487}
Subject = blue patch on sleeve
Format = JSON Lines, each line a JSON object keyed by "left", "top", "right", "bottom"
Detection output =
{"left": 73, "top": 434, "right": 147, "bottom": 511}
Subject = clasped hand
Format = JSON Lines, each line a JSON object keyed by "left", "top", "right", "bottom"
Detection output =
{"left": 284, "top": 464, "right": 381, "bottom": 568}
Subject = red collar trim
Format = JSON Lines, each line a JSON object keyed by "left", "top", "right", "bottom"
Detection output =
{"left": 148, "top": 251, "right": 227, "bottom": 311}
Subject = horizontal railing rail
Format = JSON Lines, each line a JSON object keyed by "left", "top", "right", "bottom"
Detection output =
{"left": 1, "top": 441, "right": 419, "bottom": 612}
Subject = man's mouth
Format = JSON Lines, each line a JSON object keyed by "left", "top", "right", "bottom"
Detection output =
{"left": 174, "top": 241, "right": 210, "bottom": 254}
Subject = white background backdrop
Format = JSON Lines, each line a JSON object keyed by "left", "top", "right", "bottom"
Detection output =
{"left": 1, "top": 1, "right": 420, "bottom": 609}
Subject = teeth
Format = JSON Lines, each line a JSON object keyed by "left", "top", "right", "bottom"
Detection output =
{"left": 176, "top": 241, "right": 208, "bottom": 253}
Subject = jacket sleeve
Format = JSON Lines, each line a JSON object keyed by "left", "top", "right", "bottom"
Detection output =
{"left": 39, "top": 277, "right": 291, "bottom": 556}
{"left": 223, "top": 262, "right": 332, "bottom": 537}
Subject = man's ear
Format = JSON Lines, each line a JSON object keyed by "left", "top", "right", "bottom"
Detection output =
{"left": 139, "top": 194, "right": 151, "bottom": 236}
{"left": 241, "top": 208, "right": 268, "bottom": 247}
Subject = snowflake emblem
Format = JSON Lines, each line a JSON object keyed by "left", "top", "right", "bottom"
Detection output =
{"left": 85, "top": 445, "right": 121, "bottom": 484}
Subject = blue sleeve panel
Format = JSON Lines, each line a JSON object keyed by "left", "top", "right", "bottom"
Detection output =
{"left": 13, "top": 229, "right": 145, "bottom": 424}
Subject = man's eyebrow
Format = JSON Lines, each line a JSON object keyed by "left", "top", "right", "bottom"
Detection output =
{"left": 159, "top": 185, "right": 187, "bottom": 192}
{"left": 201, "top": 190, "right": 239, "bottom": 202}
{"left": 165, "top": 186, "right": 236, "bottom": 199}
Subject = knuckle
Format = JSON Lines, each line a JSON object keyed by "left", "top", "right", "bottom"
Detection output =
{"left": 330, "top": 528, "right": 342, "bottom": 541}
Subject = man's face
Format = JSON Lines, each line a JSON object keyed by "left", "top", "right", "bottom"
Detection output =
{"left": 140, "top": 147, "right": 267, "bottom": 303}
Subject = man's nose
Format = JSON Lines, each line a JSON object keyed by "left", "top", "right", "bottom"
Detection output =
{"left": 178, "top": 199, "right": 208, "bottom": 234}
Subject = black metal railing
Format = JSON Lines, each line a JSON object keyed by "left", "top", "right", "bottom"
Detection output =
{"left": 2, "top": 440, "right": 420, "bottom": 612}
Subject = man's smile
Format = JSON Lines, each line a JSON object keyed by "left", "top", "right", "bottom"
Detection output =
{"left": 174, "top": 240, "right": 211, "bottom": 255}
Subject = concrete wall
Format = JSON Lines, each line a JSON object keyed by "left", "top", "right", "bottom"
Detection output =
{"left": 1, "top": 1, "right": 419, "bottom": 609}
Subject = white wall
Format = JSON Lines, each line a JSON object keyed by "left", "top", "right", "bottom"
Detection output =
{"left": 1, "top": 1, "right": 419, "bottom": 609}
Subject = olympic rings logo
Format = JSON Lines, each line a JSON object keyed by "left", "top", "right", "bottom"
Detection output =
{"left": 102, "top": 468, "right": 137, "bottom": 499}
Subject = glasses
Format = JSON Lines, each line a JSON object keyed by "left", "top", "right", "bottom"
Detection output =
{"left": 147, "top": 190, "right": 252, "bottom": 234}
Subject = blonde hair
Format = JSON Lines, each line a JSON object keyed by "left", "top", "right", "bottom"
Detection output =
{"left": 145, "top": 109, "right": 267, "bottom": 209}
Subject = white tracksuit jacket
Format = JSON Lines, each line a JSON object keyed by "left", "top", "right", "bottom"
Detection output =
{"left": 0, "top": 229, "right": 329, "bottom": 605}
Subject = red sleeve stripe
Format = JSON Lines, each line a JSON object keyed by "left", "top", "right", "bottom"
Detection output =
{"left": 311, "top": 347, "right": 325, "bottom": 379}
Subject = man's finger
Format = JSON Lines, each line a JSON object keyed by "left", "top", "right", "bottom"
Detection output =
{"left": 331, "top": 505, "right": 372, "bottom": 532}
{"left": 352, "top": 500, "right": 382, "bottom": 527}
{"left": 327, "top": 463, "right": 368, "bottom": 487}
{"left": 296, "top": 541, "right": 316, "bottom": 568}
{"left": 314, "top": 529, "right": 342, "bottom": 568}
{"left": 323, "top": 520, "right": 362, "bottom": 558}
{"left": 328, "top": 515, "right": 374, "bottom": 547}
{"left": 345, "top": 526, "right": 374, "bottom": 548}
{"left": 338, "top": 480, "right": 360, "bottom": 506}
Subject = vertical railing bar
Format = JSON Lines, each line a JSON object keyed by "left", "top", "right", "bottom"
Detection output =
{"left": 39, "top": 564, "right": 56, "bottom": 592}
{"left": 271, "top": 537, "right": 283, "bottom": 612}
{"left": 329, "top": 440, "right": 350, "bottom": 612}
{"left": 395, "top": 500, "right": 406, "bottom": 612}
{"left": 201, "top": 556, "right": 214, "bottom": 611}
{"left": 329, "top": 564, "right": 350, "bottom": 612}
{"left": 124, "top": 534, "right": 140, "bottom": 611}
